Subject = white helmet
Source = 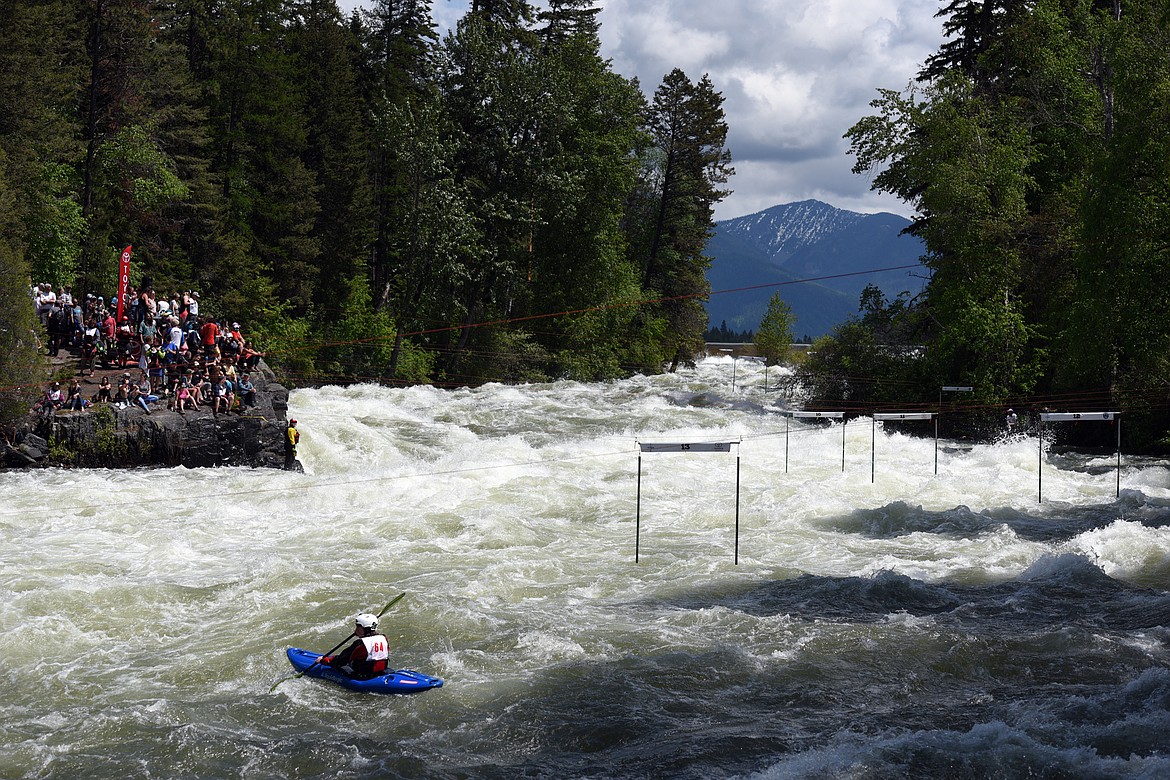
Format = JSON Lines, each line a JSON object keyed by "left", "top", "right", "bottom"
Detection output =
{"left": 354, "top": 613, "right": 378, "bottom": 630}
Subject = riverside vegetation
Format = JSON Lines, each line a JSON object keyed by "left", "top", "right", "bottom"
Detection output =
{"left": 2, "top": 1, "right": 1168, "bottom": 453}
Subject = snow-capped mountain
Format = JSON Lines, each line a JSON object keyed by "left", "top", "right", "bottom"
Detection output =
{"left": 705, "top": 200, "right": 927, "bottom": 339}
{"left": 719, "top": 199, "right": 868, "bottom": 259}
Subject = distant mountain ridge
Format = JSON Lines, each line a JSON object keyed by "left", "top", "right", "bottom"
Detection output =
{"left": 721, "top": 199, "right": 868, "bottom": 257}
{"left": 705, "top": 200, "right": 927, "bottom": 339}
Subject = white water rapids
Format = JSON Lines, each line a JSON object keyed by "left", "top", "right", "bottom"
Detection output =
{"left": 2, "top": 357, "right": 1169, "bottom": 779}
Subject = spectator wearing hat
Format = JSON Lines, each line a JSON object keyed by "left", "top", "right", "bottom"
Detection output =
{"left": 165, "top": 316, "right": 183, "bottom": 354}
{"left": 47, "top": 381, "right": 64, "bottom": 410}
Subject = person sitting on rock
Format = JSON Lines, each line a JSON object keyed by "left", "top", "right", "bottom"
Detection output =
{"left": 240, "top": 341, "right": 265, "bottom": 372}
{"left": 114, "top": 373, "right": 131, "bottom": 407}
{"left": 237, "top": 373, "right": 256, "bottom": 410}
{"left": 173, "top": 377, "right": 195, "bottom": 414}
{"left": 95, "top": 375, "right": 112, "bottom": 404}
{"left": 128, "top": 372, "right": 153, "bottom": 414}
{"left": 67, "top": 378, "right": 84, "bottom": 411}
{"left": 210, "top": 375, "right": 231, "bottom": 416}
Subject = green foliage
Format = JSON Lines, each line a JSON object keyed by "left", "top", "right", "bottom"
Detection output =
{"left": 89, "top": 404, "right": 128, "bottom": 464}
{"left": 796, "top": 287, "right": 929, "bottom": 409}
{"left": 23, "top": 162, "right": 86, "bottom": 289}
{"left": 551, "top": 281, "right": 649, "bottom": 381}
{"left": 839, "top": 0, "right": 1170, "bottom": 445}
{"left": 389, "top": 338, "right": 437, "bottom": 385}
{"left": 638, "top": 69, "right": 733, "bottom": 370}
{"left": 0, "top": 0, "right": 741, "bottom": 397}
{"left": 245, "top": 300, "right": 316, "bottom": 383}
{"left": 0, "top": 156, "right": 44, "bottom": 428}
{"left": 463, "top": 328, "right": 551, "bottom": 385}
{"left": 48, "top": 437, "right": 79, "bottom": 465}
{"left": 754, "top": 293, "right": 795, "bottom": 367}
{"left": 321, "top": 275, "right": 397, "bottom": 383}
{"left": 96, "top": 125, "right": 190, "bottom": 212}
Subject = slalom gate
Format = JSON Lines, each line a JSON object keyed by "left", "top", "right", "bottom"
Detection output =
{"left": 636, "top": 441, "right": 741, "bottom": 564}
{"left": 634, "top": 410, "right": 1124, "bottom": 562}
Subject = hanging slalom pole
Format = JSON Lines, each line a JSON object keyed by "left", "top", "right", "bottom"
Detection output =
{"left": 636, "top": 440, "right": 740, "bottom": 563}
{"left": 1037, "top": 412, "right": 1120, "bottom": 502}
{"left": 636, "top": 454, "right": 643, "bottom": 563}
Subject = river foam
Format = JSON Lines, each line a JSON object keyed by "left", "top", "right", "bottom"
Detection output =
{"left": 1, "top": 356, "right": 1167, "bottom": 778}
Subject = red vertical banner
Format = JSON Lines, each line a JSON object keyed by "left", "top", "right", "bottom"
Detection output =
{"left": 116, "top": 245, "right": 132, "bottom": 322}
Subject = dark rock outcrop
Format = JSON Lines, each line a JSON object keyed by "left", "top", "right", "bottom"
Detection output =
{"left": 3, "top": 361, "right": 298, "bottom": 471}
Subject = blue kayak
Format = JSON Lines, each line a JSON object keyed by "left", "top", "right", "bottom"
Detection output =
{"left": 285, "top": 647, "right": 444, "bottom": 694}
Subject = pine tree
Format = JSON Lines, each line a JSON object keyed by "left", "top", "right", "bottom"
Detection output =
{"left": 289, "top": 0, "right": 375, "bottom": 316}
{"left": 438, "top": 9, "right": 544, "bottom": 379}
{"left": 755, "top": 293, "right": 795, "bottom": 367}
{"left": 360, "top": 0, "right": 441, "bottom": 317}
{"left": 0, "top": 0, "right": 86, "bottom": 289}
{"left": 0, "top": 153, "right": 43, "bottom": 427}
{"left": 638, "top": 69, "right": 733, "bottom": 372}
{"left": 78, "top": 0, "right": 196, "bottom": 293}
{"left": 536, "top": 0, "right": 600, "bottom": 46}
{"left": 205, "top": 0, "right": 320, "bottom": 314}
{"left": 526, "top": 0, "right": 649, "bottom": 380}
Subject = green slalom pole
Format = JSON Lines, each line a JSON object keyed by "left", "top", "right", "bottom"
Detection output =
{"left": 269, "top": 592, "right": 406, "bottom": 692}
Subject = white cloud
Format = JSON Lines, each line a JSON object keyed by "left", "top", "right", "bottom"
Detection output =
{"left": 340, "top": 0, "right": 945, "bottom": 219}
{"left": 596, "top": 0, "right": 944, "bottom": 219}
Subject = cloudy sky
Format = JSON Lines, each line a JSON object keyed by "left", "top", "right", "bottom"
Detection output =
{"left": 340, "top": 0, "right": 948, "bottom": 221}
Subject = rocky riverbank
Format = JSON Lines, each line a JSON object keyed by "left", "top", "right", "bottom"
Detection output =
{"left": 3, "top": 358, "right": 297, "bottom": 471}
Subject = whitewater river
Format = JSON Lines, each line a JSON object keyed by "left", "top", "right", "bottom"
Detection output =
{"left": 2, "top": 357, "right": 1169, "bottom": 779}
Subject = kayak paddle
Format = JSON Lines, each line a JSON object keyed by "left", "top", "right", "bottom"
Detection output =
{"left": 268, "top": 592, "right": 406, "bottom": 693}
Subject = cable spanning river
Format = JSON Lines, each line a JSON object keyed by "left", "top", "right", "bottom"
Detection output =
{"left": 2, "top": 357, "right": 1169, "bottom": 779}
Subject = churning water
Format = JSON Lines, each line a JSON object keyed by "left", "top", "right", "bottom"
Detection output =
{"left": 2, "top": 357, "right": 1169, "bottom": 779}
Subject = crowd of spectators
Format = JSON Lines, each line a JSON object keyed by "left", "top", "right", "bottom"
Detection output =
{"left": 31, "top": 281, "right": 265, "bottom": 418}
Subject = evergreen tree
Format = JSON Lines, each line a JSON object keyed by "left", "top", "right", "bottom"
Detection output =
{"left": 536, "top": 0, "right": 600, "bottom": 46}
{"left": 288, "top": 0, "right": 374, "bottom": 316}
{"left": 375, "top": 92, "right": 479, "bottom": 380}
{"left": 0, "top": 0, "right": 86, "bottom": 290}
{"left": 638, "top": 69, "right": 733, "bottom": 372}
{"left": 839, "top": 0, "right": 1170, "bottom": 445}
{"left": 206, "top": 0, "right": 320, "bottom": 315}
{"left": 78, "top": 0, "right": 196, "bottom": 295}
{"left": 362, "top": 0, "right": 438, "bottom": 95}
{"left": 0, "top": 154, "right": 43, "bottom": 427}
{"left": 919, "top": 0, "right": 1031, "bottom": 92}
{"left": 527, "top": 0, "right": 650, "bottom": 380}
{"left": 754, "top": 293, "right": 795, "bottom": 367}
{"left": 438, "top": 9, "right": 544, "bottom": 379}
{"left": 1063, "top": 1, "right": 1170, "bottom": 446}
{"left": 360, "top": 0, "right": 441, "bottom": 318}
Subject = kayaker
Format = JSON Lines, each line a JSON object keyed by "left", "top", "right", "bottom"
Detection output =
{"left": 317, "top": 613, "right": 389, "bottom": 680}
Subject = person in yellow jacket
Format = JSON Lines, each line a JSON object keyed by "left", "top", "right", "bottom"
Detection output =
{"left": 285, "top": 418, "right": 301, "bottom": 470}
